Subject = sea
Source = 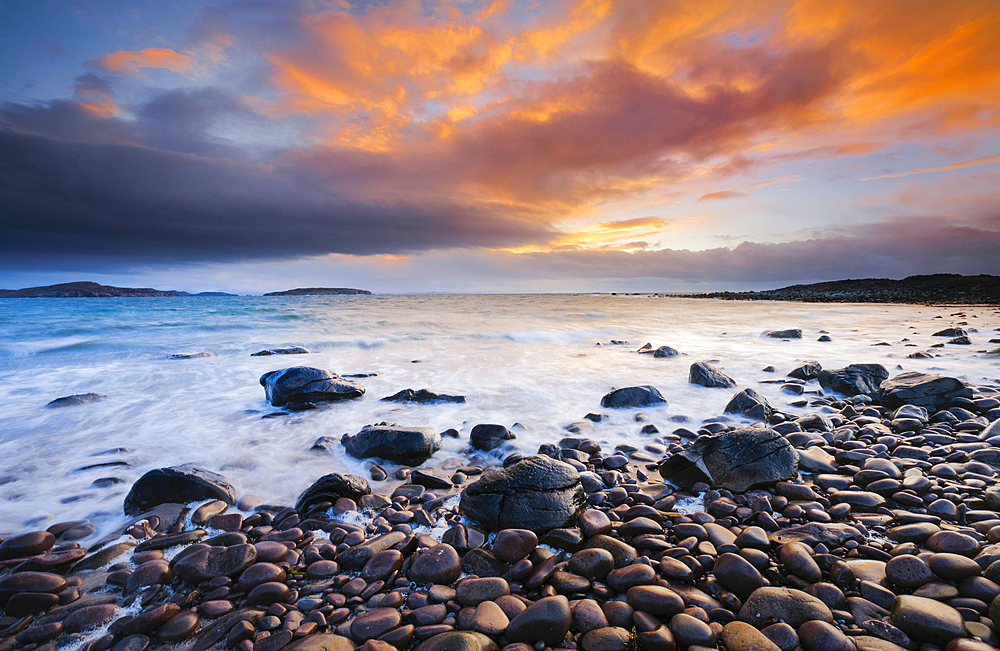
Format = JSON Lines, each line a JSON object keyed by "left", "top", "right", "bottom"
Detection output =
{"left": 1, "top": 294, "right": 998, "bottom": 542}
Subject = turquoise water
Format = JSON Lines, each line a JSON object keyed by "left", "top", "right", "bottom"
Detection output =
{"left": 0, "top": 294, "right": 997, "bottom": 539}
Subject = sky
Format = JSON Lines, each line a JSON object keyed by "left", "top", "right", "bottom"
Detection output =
{"left": 0, "top": 0, "right": 998, "bottom": 294}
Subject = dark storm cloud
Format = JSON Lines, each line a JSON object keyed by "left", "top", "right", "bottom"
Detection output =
{"left": 0, "top": 127, "right": 551, "bottom": 265}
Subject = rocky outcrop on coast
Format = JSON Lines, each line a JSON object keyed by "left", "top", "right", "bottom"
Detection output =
{"left": 687, "top": 274, "right": 1000, "bottom": 305}
{"left": 5, "top": 362, "right": 1000, "bottom": 651}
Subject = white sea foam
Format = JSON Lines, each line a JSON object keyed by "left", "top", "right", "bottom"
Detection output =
{"left": 0, "top": 295, "right": 997, "bottom": 542}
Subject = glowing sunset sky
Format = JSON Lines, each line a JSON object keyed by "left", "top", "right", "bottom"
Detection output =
{"left": 1, "top": 0, "right": 998, "bottom": 293}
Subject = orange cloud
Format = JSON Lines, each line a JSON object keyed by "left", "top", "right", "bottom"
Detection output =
{"left": 97, "top": 48, "right": 200, "bottom": 75}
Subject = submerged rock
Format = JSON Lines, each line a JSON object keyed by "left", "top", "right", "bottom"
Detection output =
{"left": 460, "top": 456, "right": 585, "bottom": 533}
{"left": 765, "top": 329, "right": 802, "bottom": 339}
{"left": 817, "top": 363, "right": 888, "bottom": 396}
{"left": 251, "top": 346, "right": 310, "bottom": 356}
{"left": 259, "top": 366, "right": 365, "bottom": 407}
{"left": 123, "top": 465, "right": 235, "bottom": 516}
{"left": 879, "top": 371, "right": 973, "bottom": 411}
{"left": 659, "top": 427, "right": 799, "bottom": 492}
{"left": 344, "top": 423, "right": 442, "bottom": 466}
{"left": 470, "top": 424, "right": 516, "bottom": 451}
{"left": 600, "top": 386, "right": 667, "bottom": 409}
{"left": 381, "top": 389, "right": 466, "bottom": 404}
{"left": 45, "top": 393, "right": 107, "bottom": 408}
{"left": 295, "top": 473, "right": 372, "bottom": 518}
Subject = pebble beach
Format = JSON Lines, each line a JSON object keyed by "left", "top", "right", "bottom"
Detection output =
{"left": 2, "top": 295, "right": 1000, "bottom": 651}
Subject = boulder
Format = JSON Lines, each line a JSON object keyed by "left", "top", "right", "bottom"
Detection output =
{"left": 879, "top": 372, "right": 973, "bottom": 411}
{"left": 659, "top": 427, "right": 799, "bottom": 492}
{"left": 689, "top": 362, "right": 736, "bottom": 388}
{"left": 259, "top": 367, "right": 364, "bottom": 407}
{"left": 765, "top": 329, "right": 802, "bottom": 339}
{"left": 724, "top": 388, "right": 775, "bottom": 421}
{"left": 295, "top": 473, "right": 372, "bottom": 518}
{"left": 788, "top": 361, "right": 822, "bottom": 380}
{"left": 817, "top": 364, "right": 888, "bottom": 396}
{"left": 344, "top": 424, "right": 442, "bottom": 466}
{"left": 653, "top": 346, "right": 680, "bottom": 358}
{"left": 460, "top": 456, "right": 585, "bottom": 533}
{"left": 45, "top": 393, "right": 107, "bottom": 408}
{"left": 739, "top": 587, "right": 833, "bottom": 628}
{"left": 470, "top": 424, "right": 515, "bottom": 451}
{"left": 932, "top": 328, "right": 966, "bottom": 337}
{"left": 123, "top": 465, "right": 235, "bottom": 516}
{"left": 251, "top": 346, "right": 309, "bottom": 356}
{"left": 600, "top": 386, "right": 667, "bottom": 409}
{"left": 381, "top": 389, "right": 466, "bottom": 404}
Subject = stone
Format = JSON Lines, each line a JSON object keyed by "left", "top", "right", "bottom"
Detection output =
{"left": 579, "top": 627, "right": 631, "bottom": 651}
{"left": 294, "top": 473, "right": 371, "bottom": 518}
{"left": 722, "top": 621, "right": 782, "bottom": 651}
{"left": 506, "top": 595, "right": 572, "bottom": 645}
{"left": 798, "top": 620, "right": 853, "bottom": 651}
{"left": 659, "top": 427, "right": 799, "bottom": 492}
{"left": 282, "top": 634, "right": 355, "bottom": 651}
{"left": 713, "top": 553, "right": 766, "bottom": 600}
{"left": 817, "top": 364, "right": 889, "bottom": 397}
{"left": 789, "top": 362, "right": 822, "bottom": 380}
{"left": 469, "top": 601, "right": 509, "bottom": 636}
{"left": 45, "top": 393, "right": 107, "bottom": 408}
{"left": 0, "top": 531, "right": 55, "bottom": 560}
{"left": 63, "top": 604, "right": 119, "bottom": 633}
{"left": 259, "top": 366, "right": 364, "bottom": 406}
{"left": 4, "top": 592, "right": 60, "bottom": 615}
{"left": 766, "top": 329, "right": 802, "bottom": 339}
{"left": 344, "top": 424, "right": 442, "bottom": 466}
{"left": 880, "top": 372, "right": 974, "bottom": 411}
{"left": 885, "top": 555, "right": 935, "bottom": 588}
{"left": 890, "top": 595, "right": 966, "bottom": 644}
{"left": 600, "top": 386, "right": 667, "bottom": 409}
{"left": 492, "top": 529, "right": 537, "bottom": 562}
{"left": 382, "top": 388, "right": 466, "bottom": 404}
{"left": 769, "top": 523, "right": 863, "bottom": 547}
{"left": 158, "top": 611, "right": 199, "bottom": 642}
{"left": 456, "top": 577, "right": 510, "bottom": 606}
{"left": 470, "top": 424, "right": 515, "bottom": 451}
{"left": 689, "top": 362, "right": 736, "bottom": 388}
{"left": 413, "top": 632, "right": 499, "bottom": 651}
{"left": 252, "top": 346, "right": 310, "bottom": 356}
{"left": 583, "top": 535, "right": 637, "bottom": 568}
{"left": 653, "top": 346, "right": 680, "bottom": 358}
{"left": 460, "top": 456, "right": 585, "bottom": 533}
{"left": 247, "top": 582, "right": 290, "bottom": 606}
{"left": 409, "top": 544, "right": 462, "bottom": 585}
{"left": 339, "top": 531, "right": 407, "bottom": 569}
{"left": 363, "top": 550, "right": 405, "bottom": 582}
{"left": 123, "top": 464, "right": 235, "bottom": 516}
{"left": 739, "top": 587, "right": 833, "bottom": 628}
{"left": 351, "top": 608, "right": 401, "bottom": 641}
{"left": 780, "top": 542, "right": 822, "bottom": 583}
{"left": 724, "top": 388, "right": 776, "bottom": 420}
{"left": 569, "top": 548, "right": 615, "bottom": 580}
{"left": 626, "top": 585, "right": 685, "bottom": 617}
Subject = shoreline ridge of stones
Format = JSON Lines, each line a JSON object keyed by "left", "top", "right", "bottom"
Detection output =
{"left": 6, "top": 364, "right": 1000, "bottom": 651}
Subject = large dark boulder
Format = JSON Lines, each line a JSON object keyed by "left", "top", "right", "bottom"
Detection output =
{"left": 659, "top": 427, "right": 799, "bottom": 492}
{"left": 470, "top": 424, "right": 515, "bottom": 451}
{"left": 880, "top": 372, "right": 973, "bottom": 411}
{"left": 689, "top": 362, "right": 736, "bottom": 388}
{"left": 344, "top": 423, "right": 442, "bottom": 466}
{"left": 124, "top": 465, "right": 235, "bottom": 516}
{"left": 251, "top": 346, "right": 310, "bottom": 356}
{"left": 381, "top": 389, "right": 466, "bottom": 404}
{"left": 817, "top": 363, "right": 888, "bottom": 396}
{"left": 600, "top": 386, "right": 667, "bottom": 409}
{"left": 295, "top": 473, "right": 372, "bottom": 518}
{"left": 259, "top": 367, "right": 364, "bottom": 407}
{"left": 724, "top": 388, "right": 775, "bottom": 421}
{"left": 460, "top": 456, "right": 585, "bottom": 533}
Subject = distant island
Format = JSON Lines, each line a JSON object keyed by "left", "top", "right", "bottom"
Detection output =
{"left": 685, "top": 274, "right": 1000, "bottom": 305}
{"left": 0, "top": 282, "right": 235, "bottom": 298}
{"left": 263, "top": 287, "right": 372, "bottom": 296}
